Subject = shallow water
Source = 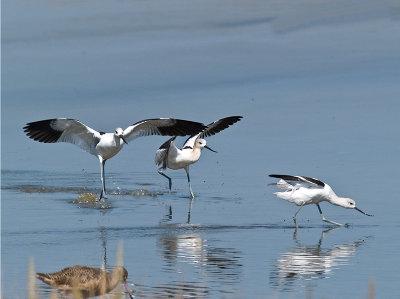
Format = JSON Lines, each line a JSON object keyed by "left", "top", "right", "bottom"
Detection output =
{"left": 2, "top": 0, "right": 400, "bottom": 298}
{"left": 1, "top": 169, "right": 398, "bottom": 298}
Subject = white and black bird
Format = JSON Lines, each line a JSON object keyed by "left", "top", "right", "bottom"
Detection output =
{"left": 155, "top": 116, "right": 242, "bottom": 199}
{"left": 23, "top": 118, "right": 206, "bottom": 199}
{"left": 269, "top": 174, "right": 372, "bottom": 228}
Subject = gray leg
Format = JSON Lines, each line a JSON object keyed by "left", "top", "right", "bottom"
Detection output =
{"left": 316, "top": 203, "right": 343, "bottom": 226}
{"left": 187, "top": 198, "right": 193, "bottom": 224}
{"left": 293, "top": 203, "right": 305, "bottom": 230}
{"left": 166, "top": 205, "right": 172, "bottom": 221}
{"left": 158, "top": 168, "right": 172, "bottom": 190}
{"left": 99, "top": 159, "right": 107, "bottom": 200}
{"left": 185, "top": 167, "right": 194, "bottom": 199}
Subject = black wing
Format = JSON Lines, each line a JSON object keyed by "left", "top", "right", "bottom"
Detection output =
{"left": 123, "top": 118, "right": 206, "bottom": 142}
{"left": 269, "top": 174, "right": 325, "bottom": 187}
{"left": 155, "top": 137, "right": 176, "bottom": 168}
{"left": 23, "top": 118, "right": 101, "bottom": 153}
{"left": 183, "top": 116, "right": 243, "bottom": 147}
{"left": 199, "top": 116, "right": 243, "bottom": 139}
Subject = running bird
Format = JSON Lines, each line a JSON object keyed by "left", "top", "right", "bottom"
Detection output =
{"left": 269, "top": 174, "right": 372, "bottom": 228}
{"left": 23, "top": 118, "right": 206, "bottom": 199}
{"left": 36, "top": 265, "right": 133, "bottom": 298}
{"left": 156, "top": 116, "right": 243, "bottom": 199}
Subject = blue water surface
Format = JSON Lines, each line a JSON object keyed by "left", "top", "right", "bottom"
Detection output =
{"left": 2, "top": 0, "right": 400, "bottom": 298}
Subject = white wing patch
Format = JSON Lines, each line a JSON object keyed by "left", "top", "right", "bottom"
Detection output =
{"left": 155, "top": 148, "right": 167, "bottom": 167}
{"left": 182, "top": 134, "right": 200, "bottom": 149}
{"left": 24, "top": 118, "right": 101, "bottom": 154}
{"left": 52, "top": 119, "right": 101, "bottom": 153}
{"left": 276, "top": 179, "right": 294, "bottom": 191}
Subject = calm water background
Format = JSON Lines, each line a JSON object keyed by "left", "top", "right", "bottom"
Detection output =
{"left": 2, "top": 0, "right": 400, "bottom": 298}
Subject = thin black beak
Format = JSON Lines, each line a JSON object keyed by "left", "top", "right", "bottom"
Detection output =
{"left": 355, "top": 207, "right": 373, "bottom": 216}
{"left": 205, "top": 145, "right": 217, "bottom": 153}
{"left": 120, "top": 136, "right": 128, "bottom": 145}
{"left": 124, "top": 282, "right": 134, "bottom": 298}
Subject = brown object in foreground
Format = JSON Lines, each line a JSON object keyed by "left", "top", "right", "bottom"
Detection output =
{"left": 36, "top": 265, "right": 133, "bottom": 298}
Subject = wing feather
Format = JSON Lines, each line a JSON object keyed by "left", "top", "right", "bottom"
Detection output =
{"left": 123, "top": 118, "right": 206, "bottom": 142}
{"left": 182, "top": 116, "right": 242, "bottom": 147}
{"left": 23, "top": 118, "right": 101, "bottom": 154}
{"left": 199, "top": 116, "right": 242, "bottom": 139}
{"left": 269, "top": 174, "right": 325, "bottom": 187}
{"left": 155, "top": 137, "right": 176, "bottom": 168}
{"left": 182, "top": 134, "right": 200, "bottom": 149}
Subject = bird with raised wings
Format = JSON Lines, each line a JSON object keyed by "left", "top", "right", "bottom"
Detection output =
{"left": 269, "top": 174, "right": 372, "bottom": 228}
{"left": 24, "top": 118, "right": 206, "bottom": 199}
{"left": 156, "top": 116, "right": 242, "bottom": 199}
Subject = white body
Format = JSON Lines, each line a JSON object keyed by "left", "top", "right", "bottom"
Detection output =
{"left": 155, "top": 116, "right": 243, "bottom": 199}
{"left": 93, "top": 132, "right": 125, "bottom": 160}
{"left": 269, "top": 174, "right": 371, "bottom": 227}
{"left": 274, "top": 179, "right": 346, "bottom": 208}
{"left": 155, "top": 136, "right": 209, "bottom": 199}
{"left": 159, "top": 136, "right": 204, "bottom": 171}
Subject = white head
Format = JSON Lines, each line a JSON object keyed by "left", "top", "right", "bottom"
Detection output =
{"left": 114, "top": 128, "right": 128, "bottom": 144}
{"left": 195, "top": 139, "right": 217, "bottom": 152}
{"left": 341, "top": 198, "right": 356, "bottom": 209}
{"left": 340, "top": 197, "right": 372, "bottom": 216}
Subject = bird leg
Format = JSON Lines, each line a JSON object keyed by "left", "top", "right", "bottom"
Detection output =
{"left": 168, "top": 205, "right": 172, "bottom": 219}
{"left": 124, "top": 282, "right": 134, "bottom": 299}
{"left": 187, "top": 198, "right": 193, "bottom": 224}
{"left": 99, "top": 159, "right": 107, "bottom": 200}
{"left": 316, "top": 203, "right": 343, "bottom": 226}
{"left": 158, "top": 168, "right": 172, "bottom": 190}
{"left": 185, "top": 167, "right": 194, "bottom": 199}
{"left": 293, "top": 203, "right": 305, "bottom": 230}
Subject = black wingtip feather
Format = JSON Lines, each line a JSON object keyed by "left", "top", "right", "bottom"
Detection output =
{"left": 200, "top": 116, "right": 243, "bottom": 138}
{"left": 23, "top": 119, "right": 63, "bottom": 143}
{"left": 158, "top": 136, "right": 176, "bottom": 150}
{"left": 301, "top": 176, "right": 325, "bottom": 187}
{"left": 157, "top": 119, "right": 206, "bottom": 136}
{"left": 269, "top": 174, "right": 325, "bottom": 187}
{"left": 269, "top": 174, "right": 286, "bottom": 178}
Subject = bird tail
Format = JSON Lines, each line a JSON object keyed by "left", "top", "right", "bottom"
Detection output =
{"left": 36, "top": 273, "right": 52, "bottom": 284}
{"left": 271, "top": 179, "right": 297, "bottom": 203}
{"left": 273, "top": 191, "right": 297, "bottom": 203}
{"left": 155, "top": 149, "right": 167, "bottom": 168}
{"left": 155, "top": 137, "right": 175, "bottom": 168}
{"left": 275, "top": 179, "right": 293, "bottom": 191}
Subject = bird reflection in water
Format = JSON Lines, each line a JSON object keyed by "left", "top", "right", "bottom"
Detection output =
{"left": 148, "top": 232, "right": 243, "bottom": 297}
{"left": 158, "top": 233, "right": 242, "bottom": 272}
{"left": 270, "top": 227, "right": 370, "bottom": 292}
{"left": 161, "top": 198, "right": 194, "bottom": 224}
